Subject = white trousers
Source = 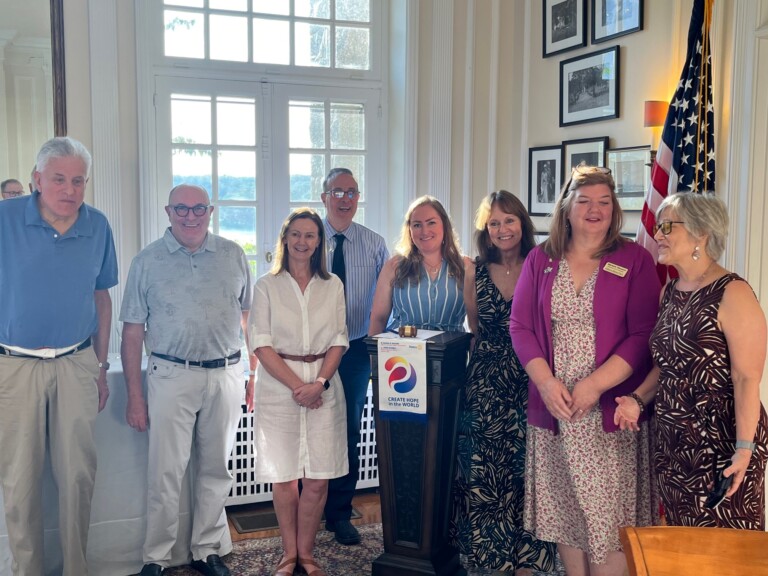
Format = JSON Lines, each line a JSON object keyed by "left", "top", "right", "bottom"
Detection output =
{"left": 0, "top": 348, "right": 99, "bottom": 576}
{"left": 143, "top": 356, "right": 242, "bottom": 565}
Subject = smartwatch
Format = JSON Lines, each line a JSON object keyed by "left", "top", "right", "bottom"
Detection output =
{"left": 316, "top": 377, "right": 330, "bottom": 390}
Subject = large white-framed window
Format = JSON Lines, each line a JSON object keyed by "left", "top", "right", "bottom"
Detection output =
{"left": 138, "top": 0, "right": 387, "bottom": 277}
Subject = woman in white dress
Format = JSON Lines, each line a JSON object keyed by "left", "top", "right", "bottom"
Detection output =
{"left": 248, "top": 208, "right": 349, "bottom": 576}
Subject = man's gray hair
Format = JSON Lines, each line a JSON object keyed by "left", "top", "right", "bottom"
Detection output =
{"left": 322, "top": 168, "right": 354, "bottom": 192}
{"left": 36, "top": 137, "right": 93, "bottom": 177}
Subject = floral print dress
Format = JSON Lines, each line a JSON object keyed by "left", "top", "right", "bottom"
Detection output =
{"left": 523, "top": 261, "right": 655, "bottom": 564}
{"left": 451, "top": 264, "right": 555, "bottom": 571}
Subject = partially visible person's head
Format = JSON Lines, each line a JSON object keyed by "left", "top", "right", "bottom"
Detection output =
{"left": 29, "top": 165, "right": 38, "bottom": 194}
{"left": 33, "top": 137, "right": 92, "bottom": 224}
{"left": 545, "top": 165, "right": 625, "bottom": 259}
{"left": 655, "top": 192, "right": 728, "bottom": 260}
{"left": 394, "top": 195, "right": 464, "bottom": 286}
{"left": 474, "top": 190, "right": 536, "bottom": 263}
{"left": 272, "top": 207, "right": 329, "bottom": 279}
{"left": 1, "top": 179, "right": 24, "bottom": 199}
{"left": 165, "top": 184, "right": 213, "bottom": 252}
{"left": 321, "top": 168, "right": 359, "bottom": 232}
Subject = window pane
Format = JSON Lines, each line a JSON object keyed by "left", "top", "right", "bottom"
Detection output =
{"left": 337, "top": 0, "right": 370, "bottom": 22}
{"left": 217, "top": 97, "right": 256, "bottom": 146}
{"left": 253, "top": 18, "right": 290, "bottom": 65}
{"left": 295, "top": 22, "right": 330, "bottom": 67}
{"left": 289, "top": 101, "right": 325, "bottom": 149}
{"left": 330, "top": 154, "right": 365, "bottom": 199}
{"left": 295, "top": 0, "right": 329, "bottom": 19}
{"left": 289, "top": 153, "right": 325, "bottom": 202}
{"left": 217, "top": 206, "right": 257, "bottom": 253}
{"left": 253, "top": 0, "right": 289, "bottom": 16}
{"left": 172, "top": 148, "right": 213, "bottom": 193}
{"left": 164, "top": 0, "right": 203, "bottom": 8}
{"left": 330, "top": 102, "right": 364, "bottom": 150}
{"left": 172, "top": 95, "right": 211, "bottom": 144}
{"left": 336, "top": 26, "right": 369, "bottom": 69}
{"left": 210, "top": 0, "right": 247, "bottom": 10}
{"left": 210, "top": 15, "right": 248, "bottom": 62}
{"left": 218, "top": 151, "right": 256, "bottom": 201}
{"left": 164, "top": 10, "right": 205, "bottom": 59}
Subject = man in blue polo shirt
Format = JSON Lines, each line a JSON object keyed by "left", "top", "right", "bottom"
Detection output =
{"left": 0, "top": 137, "right": 118, "bottom": 575}
{"left": 321, "top": 168, "right": 389, "bottom": 545}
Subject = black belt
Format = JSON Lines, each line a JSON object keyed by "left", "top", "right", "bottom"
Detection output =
{"left": 152, "top": 350, "right": 241, "bottom": 369}
{"left": 0, "top": 337, "right": 92, "bottom": 359}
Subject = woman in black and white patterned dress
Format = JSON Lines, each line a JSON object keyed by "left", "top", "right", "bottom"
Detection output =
{"left": 451, "top": 191, "right": 555, "bottom": 574}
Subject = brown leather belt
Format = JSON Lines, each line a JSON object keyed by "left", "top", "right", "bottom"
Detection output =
{"left": 278, "top": 352, "right": 326, "bottom": 363}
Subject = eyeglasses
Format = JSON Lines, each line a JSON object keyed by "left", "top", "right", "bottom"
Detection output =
{"left": 170, "top": 204, "right": 211, "bottom": 217}
{"left": 2, "top": 191, "right": 23, "bottom": 198}
{"left": 652, "top": 220, "right": 685, "bottom": 236}
{"left": 326, "top": 188, "right": 359, "bottom": 199}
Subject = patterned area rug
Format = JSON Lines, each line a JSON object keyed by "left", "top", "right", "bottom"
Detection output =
{"left": 162, "top": 524, "right": 565, "bottom": 576}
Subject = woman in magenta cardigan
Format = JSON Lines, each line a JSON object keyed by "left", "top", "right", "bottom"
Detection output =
{"left": 509, "top": 166, "right": 660, "bottom": 576}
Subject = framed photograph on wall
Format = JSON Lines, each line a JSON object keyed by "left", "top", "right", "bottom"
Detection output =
{"left": 562, "top": 136, "right": 609, "bottom": 175}
{"left": 592, "top": 0, "right": 644, "bottom": 44}
{"left": 560, "top": 45, "right": 620, "bottom": 126}
{"left": 543, "top": 0, "right": 587, "bottom": 58}
{"left": 528, "top": 145, "right": 563, "bottom": 216}
{"left": 607, "top": 145, "right": 651, "bottom": 212}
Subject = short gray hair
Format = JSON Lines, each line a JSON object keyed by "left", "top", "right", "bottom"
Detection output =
{"left": 322, "top": 168, "right": 354, "bottom": 192}
{"left": 656, "top": 192, "right": 729, "bottom": 260}
{"left": 36, "top": 137, "right": 92, "bottom": 178}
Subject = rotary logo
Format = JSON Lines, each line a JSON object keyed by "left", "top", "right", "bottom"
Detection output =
{"left": 384, "top": 355, "right": 418, "bottom": 394}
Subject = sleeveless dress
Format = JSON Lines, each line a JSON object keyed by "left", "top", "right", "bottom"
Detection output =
{"left": 450, "top": 264, "right": 555, "bottom": 571}
{"left": 651, "top": 273, "right": 768, "bottom": 529}
{"left": 524, "top": 261, "right": 655, "bottom": 564}
{"left": 389, "top": 260, "right": 466, "bottom": 331}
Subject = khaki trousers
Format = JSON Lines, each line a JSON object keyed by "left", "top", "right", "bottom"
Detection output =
{"left": 0, "top": 348, "right": 99, "bottom": 576}
{"left": 143, "top": 356, "right": 242, "bottom": 565}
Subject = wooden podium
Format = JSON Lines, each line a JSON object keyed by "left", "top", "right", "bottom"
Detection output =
{"left": 365, "top": 332, "right": 471, "bottom": 576}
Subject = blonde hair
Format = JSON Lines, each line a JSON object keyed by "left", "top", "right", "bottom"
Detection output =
{"left": 393, "top": 196, "right": 464, "bottom": 286}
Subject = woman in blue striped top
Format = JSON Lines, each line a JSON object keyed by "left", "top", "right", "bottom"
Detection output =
{"left": 369, "top": 196, "right": 468, "bottom": 335}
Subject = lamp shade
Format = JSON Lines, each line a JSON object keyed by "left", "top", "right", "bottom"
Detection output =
{"left": 644, "top": 100, "right": 668, "bottom": 128}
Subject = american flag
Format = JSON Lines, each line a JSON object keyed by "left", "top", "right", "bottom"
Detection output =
{"left": 636, "top": 0, "right": 715, "bottom": 283}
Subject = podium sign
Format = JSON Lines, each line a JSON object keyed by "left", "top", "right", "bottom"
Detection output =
{"left": 366, "top": 332, "right": 471, "bottom": 576}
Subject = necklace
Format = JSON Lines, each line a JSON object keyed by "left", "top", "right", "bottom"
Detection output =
{"left": 666, "top": 260, "right": 716, "bottom": 325}
{"left": 424, "top": 259, "right": 442, "bottom": 276}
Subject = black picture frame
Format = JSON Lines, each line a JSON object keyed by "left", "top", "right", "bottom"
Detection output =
{"left": 560, "top": 45, "right": 620, "bottom": 127}
{"left": 562, "top": 136, "right": 609, "bottom": 176}
{"left": 528, "top": 145, "right": 563, "bottom": 217}
{"left": 592, "top": 0, "right": 644, "bottom": 44}
{"left": 607, "top": 145, "right": 651, "bottom": 212}
{"left": 543, "top": 0, "right": 587, "bottom": 58}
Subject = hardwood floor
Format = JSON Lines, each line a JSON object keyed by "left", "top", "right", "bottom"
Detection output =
{"left": 227, "top": 490, "right": 382, "bottom": 542}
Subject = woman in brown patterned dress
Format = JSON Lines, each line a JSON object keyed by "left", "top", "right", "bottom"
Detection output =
{"left": 615, "top": 192, "right": 768, "bottom": 529}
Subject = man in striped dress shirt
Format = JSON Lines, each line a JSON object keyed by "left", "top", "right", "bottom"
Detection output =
{"left": 321, "top": 168, "right": 389, "bottom": 545}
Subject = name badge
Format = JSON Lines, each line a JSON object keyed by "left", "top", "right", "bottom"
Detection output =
{"left": 603, "top": 262, "right": 628, "bottom": 277}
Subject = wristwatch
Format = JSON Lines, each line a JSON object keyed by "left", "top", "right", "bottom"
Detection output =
{"left": 316, "top": 377, "right": 330, "bottom": 390}
{"left": 98, "top": 360, "right": 110, "bottom": 371}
